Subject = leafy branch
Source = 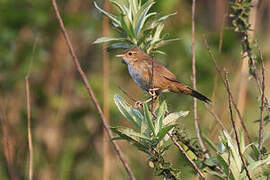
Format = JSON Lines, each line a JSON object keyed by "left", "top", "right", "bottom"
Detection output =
{"left": 93, "top": 0, "right": 178, "bottom": 55}
{"left": 112, "top": 94, "right": 189, "bottom": 179}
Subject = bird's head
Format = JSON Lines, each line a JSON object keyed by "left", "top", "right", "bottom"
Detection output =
{"left": 116, "top": 48, "right": 146, "bottom": 65}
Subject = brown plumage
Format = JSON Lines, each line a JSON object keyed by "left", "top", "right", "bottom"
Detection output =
{"left": 116, "top": 48, "right": 211, "bottom": 103}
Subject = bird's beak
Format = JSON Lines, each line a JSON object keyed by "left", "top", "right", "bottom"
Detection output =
{"left": 116, "top": 54, "right": 125, "bottom": 58}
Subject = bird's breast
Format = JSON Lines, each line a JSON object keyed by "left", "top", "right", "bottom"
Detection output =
{"left": 128, "top": 64, "right": 150, "bottom": 91}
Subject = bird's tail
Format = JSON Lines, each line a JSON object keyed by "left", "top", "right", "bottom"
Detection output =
{"left": 189, "top": 88, "right": 211, "bottom": 103}
{"left": 173, "top": 82, "right": 211, "bottom": 103}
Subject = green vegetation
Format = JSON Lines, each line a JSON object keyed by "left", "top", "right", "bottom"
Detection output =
{"left": 0, "top": 0, "right": 269, "bottom": 179}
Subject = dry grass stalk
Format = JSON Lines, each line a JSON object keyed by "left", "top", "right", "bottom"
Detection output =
{"left": 191, "top": 0, "right": 208, "bottom": 158}
{"left": 25, "top": 76, "right": 33, "bottom": 180}
{"left": 102, "top": 0, "right": 111, "bottom": 179}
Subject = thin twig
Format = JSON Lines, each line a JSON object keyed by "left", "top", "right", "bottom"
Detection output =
{"left": 118, "top": 87, "right": 137, "bottom": 103}
{"left": 51, "top": 1, "right": 135, "bottom": 179}
{"left": 236, "top": 0, "right": 258, "bottom": 129}
{"left": 168, "top": 133, "right": 205, "bottom": 179}
{"left": 204, "top": 104, "right": 227, "bottom": 131}
{"left": 192, "top": 0, "right": 208, "bottom": 158}
{"left": 25, "top": 36, "right": 38, "bottom": 180}
{"left": 258, "top": 50, "right": 265, "bottom": 160}
{"left": 224, "top": 72, "right": 252, "bottom": 180}
{"left": 25, "top": 76, "right": 33, "bottom": 180}
{"left": 202, "top": 36, "right": 251, "bottom": 143}
{"left": 102, "top": 1, "right": 111, "bottom": 179}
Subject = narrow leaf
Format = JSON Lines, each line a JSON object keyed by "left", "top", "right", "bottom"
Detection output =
{"left": 134, "top": 2, "right": 156, "bottom": 35}
{"left": 93, "top": 37, "right": 124, "bottom": 44}
{"left": 154, "top": 100, "right": 167, "bottom": 133}
{"left": 157, "top": 125, "right": 175, "bottom": 140}
{"left": 114, "top": 94, "right": 142, "bottom": 129}
{"left": 120, "top": 14, "right": 135, "bottom": 40}
{"left": 163, "top": 111, "right": 189, "bottom": 126}
{"left": 143, "top": 103, "right": 156, "bottom": 136}
{"left": 111, "top": 127, "right": 149, "bottom": 153}
{"left": 107, "top": 42, "right": 134, "bottom": 51}
{"left": 111, "top": 126, "right": 151, "bottom": 141}
{"left": 157, "top": 12, "right": 177, "bottom": 22}
{"left": 94, "top": 1, "right": 120, "bottom": 25}
{"left": 110, "top": 0, "right": 127, "bottom": 14}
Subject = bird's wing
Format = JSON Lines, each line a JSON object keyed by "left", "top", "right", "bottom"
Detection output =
{"left": 151, "top": 60, "right": 180, "bottom": 82}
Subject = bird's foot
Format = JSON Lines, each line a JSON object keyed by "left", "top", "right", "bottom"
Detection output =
{"left": 134, "top": 101, "right": 143, "bottom": 108}
{"left": 148, "top": 88, "right": 159, "bottom": 99}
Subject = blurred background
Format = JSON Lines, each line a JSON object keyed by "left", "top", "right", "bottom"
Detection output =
{"left": 0, "top": 0, "right": 269, "bottom": 179}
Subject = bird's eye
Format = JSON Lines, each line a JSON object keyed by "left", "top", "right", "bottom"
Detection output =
{"left": 128, "top": 52, "right": 133, "bottom": 56}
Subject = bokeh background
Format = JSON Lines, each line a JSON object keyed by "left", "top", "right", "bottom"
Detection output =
{"left": 0, "top": 0, "right": 269, "bottom": 179}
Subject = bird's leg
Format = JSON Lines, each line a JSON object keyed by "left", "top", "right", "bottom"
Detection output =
{"left": 149, "top": 88, "right": 159, "bottom": 117}
{"left": 148, "top": 88, "right": 159, "bottom": 98}
{"left": 134, "top": 88, "right": 159, "bottom": 109}
{"left": 134, "top": 97, "right": 155, "bottom": 108}
{"left": 134, "top": 101, "right": 144, "bottom": 108}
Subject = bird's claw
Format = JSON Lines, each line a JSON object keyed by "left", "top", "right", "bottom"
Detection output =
{"left": 135, "top": 101, "right": 143, "bottom": 108}
{"left": 149, "top": 88, "right": 159, "bottom": 98}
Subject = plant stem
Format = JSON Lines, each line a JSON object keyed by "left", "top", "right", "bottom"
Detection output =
{"left": 102, "top": 0, "right": 111, "bottom": 179}
{"left": 25, "top": 76, "right": 33, "bottom": 180}
{"left": 51, "top": 1, "right": 135, "bottom": 179}
{"left": 224, "top": 72, "right": 252, "bottom": 180}
{"left": 203, "top": 36, "right": 251, "bottom": 142}
{"left": 236, "top": 0, "right": 258, "bottom": 130}
{"left": 168, "top": 133, "right": 205, "bottom": 179}
{"left": 258, "top": 50, "right": 265, "bottom": 160}
{"left": 192, "top": 0, "right": 208, "bottom": 159}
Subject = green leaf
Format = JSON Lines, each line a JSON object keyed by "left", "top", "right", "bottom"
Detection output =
{"left": 219, "top": 131, "right": 242, "bottom": 179}
{"left": 204, "top": 157, "right": 218, "bottom": 167}
{"left": 143, "top": 103, "right": 156, "bottom": 136}
{"left": 217, "top": 154, "right": 235, "bottom": 179}
{"left": 114, "top": 94, "right": 142, "bottom": 129}
{"left": 134, "top": 1, "right": 156, "bottom": 35}
{"left": 123, "top": 5, "right": 133, "bottom": 23}
{"left": 130, "top": 0, "right": 138, "bottom": 16}
{"left": 152, "top": 50, "right": 166, "bottom": 55}
{"left": 134, "top": 0, "right": 154, "bottom": 25}
{"left": 247, "top": 155, "right": 270, "bottom": 174}
{"left": 152, "top": 23, "right": 164, "bottom": 43}
{"left": 111, "top": 126, "right": 151, "bottom": 141}
{"left": 111, "top": 136, "right": 124, "bottom": 141}
{"left": 94, "top": 1, "right": 120, "bottom": 25}
{"left": 93, "top": 37, "right": 124, "bottom": 44}
{"left": 111, "top": 126, "right": 150, "bottom": 153}
{"left": 136, "top": 12, "right": 156, "bottom": 36}
{"left": 163, "top": 111, "right": 189, "bottom": 126}
{"left": 140, "top": 116, "right": 149, "bottom": 135}
{"left": 110, "top": 0, "right": 127, "bottom": 14}
{"left": 120, "top": 14, "right": 136, "bottom": 40}
{"left": 107, "top": 42, "right": 134, "bottom": 51}
{"left": 157, "top": 12, "right": 177, "bottom": 22}
{"left": 154, "top": 100, "right": 167, "bottom": 133}
{"left": 222, "top": 131, "right": 242, "bottom": 171}
{"left": 157, "top": 125, "right": 175, "bottom": 140}
{"left": 206, "top": 169, "right": 227, "bottom": 179}
{"left": 250, "top": 144, "right": 260, "bottom": 158}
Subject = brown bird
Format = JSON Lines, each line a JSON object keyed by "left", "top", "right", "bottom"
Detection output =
{"left": 116, "top": 48, "right": 211, "bottom": 104}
